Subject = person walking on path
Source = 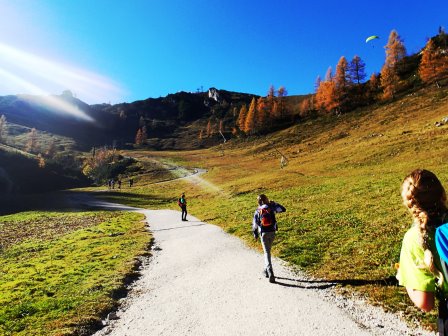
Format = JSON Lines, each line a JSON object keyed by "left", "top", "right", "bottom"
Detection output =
{"left": 178, "top": 193, "right": 188, "bottom": 221}
{"left": 252, "top": 194, "right": 286, "bottom": 283}
{"left": 397, "top": 169, "right": 448, "bottom": 317}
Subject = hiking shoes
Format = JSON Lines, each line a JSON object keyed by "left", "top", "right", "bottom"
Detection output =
{"left": 262, "top": 269, "right": 269, "bottom": 278}
{"left": 267, "top": 268, "right": 275, "bottom": 283}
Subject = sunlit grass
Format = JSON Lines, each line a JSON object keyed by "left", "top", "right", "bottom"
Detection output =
{"left": 95, "top": 86, "right": 448, "bottom": 330}
{"left": 0, "top": 211, "right": 149, "bottom": 335}
{"left": 64, "top": 86, "right": 448, "bottom": 331}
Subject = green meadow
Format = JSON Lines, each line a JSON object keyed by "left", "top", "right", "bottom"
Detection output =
{"left": 1, "top": 86, "right": 447, "bottom": 334}
{"left": 97, "top": 86, "right": 448, "bottom": 330}
{"left": 0, "top": 210, "right": 149, "bottom": 335}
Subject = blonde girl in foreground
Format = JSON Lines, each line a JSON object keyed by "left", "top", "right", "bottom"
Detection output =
{"left": 397, "top": 169, "right": 448, "bottom": 312}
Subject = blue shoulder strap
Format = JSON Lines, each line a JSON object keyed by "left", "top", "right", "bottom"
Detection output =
{"left": 436, "top": 224, "right": 448, "bottom": 264}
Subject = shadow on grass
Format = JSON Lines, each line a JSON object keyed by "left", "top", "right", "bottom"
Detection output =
{"left": 1, "top": 191, "right": 73, "bottom": 215}
{"left": 85, "top": 190, "right": 175, "bottom": 210}
{"left": 274, "top": 275, "right": 398, "bottom": 289}
{"left": 0, "top": 190, "right": 175, "bottom": 215}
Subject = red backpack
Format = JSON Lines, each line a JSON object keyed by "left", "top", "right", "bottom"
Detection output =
{"left": 258, "top": 207, "right": 274, "bottom": 229}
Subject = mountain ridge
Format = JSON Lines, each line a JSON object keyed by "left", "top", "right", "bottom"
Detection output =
{"left": 0, "top": 87, "right": 306, "bottom": 150}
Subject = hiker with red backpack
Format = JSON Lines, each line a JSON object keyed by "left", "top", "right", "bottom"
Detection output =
{"left": 252, "top": 194, "right": 286, "bottom": 283}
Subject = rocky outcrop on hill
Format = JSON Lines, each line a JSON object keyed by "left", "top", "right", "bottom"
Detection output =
{"left": 208, "top": 88, "right": 220, "bottom": 102}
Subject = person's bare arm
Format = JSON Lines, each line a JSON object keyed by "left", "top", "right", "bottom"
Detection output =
{"left": 406, "top": 287, "right": 435, "bottom": 312}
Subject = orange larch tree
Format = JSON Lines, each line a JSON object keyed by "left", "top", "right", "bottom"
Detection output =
{"left": 334, "top": 56, "right": 350, "bottom": 89}
{"left": 324, "top": 66, "right": 333, "bottom": 82}
{"left": 315, "top": 80, "right": 337, "bottom": 113}
{"left": 380, "top": 29, "right": 406, "bottom": 100}
{"left": 267, "top": 85, "right": 276, "bottom": 100}
{"left": 419, "top": 38, "right": 448, "bottom": 86}
{"left": 237, "top": 104, "right": 248, "bottom": 133}
{"left": 135, "top": 128, "right": 143, "bottom": 145}
{"left": 271, "top": 100, "right": 280, "bottom": 119}
{"left": 315, "top": 66, "right": 337, "bottom": 113}
{"left": 25, "top": 128, "right": 38, "bottom": 153}
{"left": 37, "top": 153, "right": 46, "bottom": 168}
{"left": 385, "top": 30, "right": 406, "bottom": 68}
{"left": 206, "top": 119, "right": 213, "bottom": 137}
{"left": 299, "top": 98, "right": 312, "bottom": 117}
{"left": 314, "top": 75, "right": 322, "bottom": 93}
{"left": 256, "top": 97, "right": 267, "bottom": 131}
{"left": 380, "top": 64, "right": 400, "bottom": 100}
{"left": 366, "top": 72, "right": 381, "bottom": 102}
{"left": 314, "top": 79, "right": 324, "bottom": 111}
{"left": 244, "top": 97, "right": 257, "bottom": 135}
{"left": 334, "top": 56, "right": 351, "bottom": 112}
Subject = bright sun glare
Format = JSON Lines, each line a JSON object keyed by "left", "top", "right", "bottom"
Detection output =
{"left": 0, "top": 42, "right": 124, "bottom": 121}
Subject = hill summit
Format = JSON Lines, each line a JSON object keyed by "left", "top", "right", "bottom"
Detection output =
{"left": 0, "top": 88, "right": 264, "bottom": 150}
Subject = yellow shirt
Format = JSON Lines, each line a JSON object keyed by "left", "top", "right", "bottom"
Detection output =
{"left": 397, "top": 225, "right": 448, "bottom": 295}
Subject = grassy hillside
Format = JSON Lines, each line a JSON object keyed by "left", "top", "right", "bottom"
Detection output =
{"left": 91, "top": 85, "right": 448, "bottom": 330}
{"left": 1, "top": 84, "right": 446, "bottom": 334}
{"left": 0, "top": 146, "right": 88, "bottom": 204}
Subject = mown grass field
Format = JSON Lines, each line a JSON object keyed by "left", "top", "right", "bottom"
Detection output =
{"left": 93, "top": 86, "right": 448, "bottom": 330}
{"left": 0, "top": 209, "right": 150, "bottom": 336}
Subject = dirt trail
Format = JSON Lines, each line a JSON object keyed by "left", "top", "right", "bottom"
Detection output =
{"left": 91, "top": 208, "right": 434, "bottom": 336}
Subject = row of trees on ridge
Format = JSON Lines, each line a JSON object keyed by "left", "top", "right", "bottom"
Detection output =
{"left": 307, "top": 28, "right": 448, "bottom": 116}
{"left": 200, "top": 28, "right": 447, "bottom": 142}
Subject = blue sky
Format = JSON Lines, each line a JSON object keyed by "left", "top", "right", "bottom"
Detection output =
{"left": 0, "top": 0, "right": 446, "bottom": 104}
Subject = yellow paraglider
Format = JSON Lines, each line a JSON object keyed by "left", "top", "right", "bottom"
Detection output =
{"left": 365, "top": 35, "right": 379, "bottom": 43}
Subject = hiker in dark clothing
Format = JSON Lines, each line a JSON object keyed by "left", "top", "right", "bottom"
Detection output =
{"left": 252, "top": 194, "right": 286, "bottom": 283}
{"left": 178, "top": 193, "right": 188, "bottom": 221}
{"left": 129, "top": 178, "right": 134, "bottom": 188}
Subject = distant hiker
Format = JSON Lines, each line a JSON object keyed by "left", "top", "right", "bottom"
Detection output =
{"left": 252, "top": 194, "right": 286, "bottom": 283}
{"left": 108, "top": 179, "right": 112, "bottom": 190}
{"left": 129, "top": 178, "right": 134, "bottom": 188}
{"left": 111, "top": 179, "right": 115, "bottom": 189}
{"left": 178, "top": 193, "right": 188, "bottom": 221}
{"left": 117, "top": 179, "right": 122, "bottom": 189}
{"left": 396, "top": 169, "right": 448, "bottom": 331}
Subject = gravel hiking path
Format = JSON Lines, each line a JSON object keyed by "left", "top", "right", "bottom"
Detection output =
{"left": 90, "top": 206, "right": 435, "bottom": 336}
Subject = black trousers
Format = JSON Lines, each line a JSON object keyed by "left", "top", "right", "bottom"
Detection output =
{"left": 181, "top": 206, "right": 187, "bottom": 220}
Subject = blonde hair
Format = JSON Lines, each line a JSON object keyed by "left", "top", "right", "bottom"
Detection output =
{"left": 401, "top": 169, "right": 447, "bottom": 283}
